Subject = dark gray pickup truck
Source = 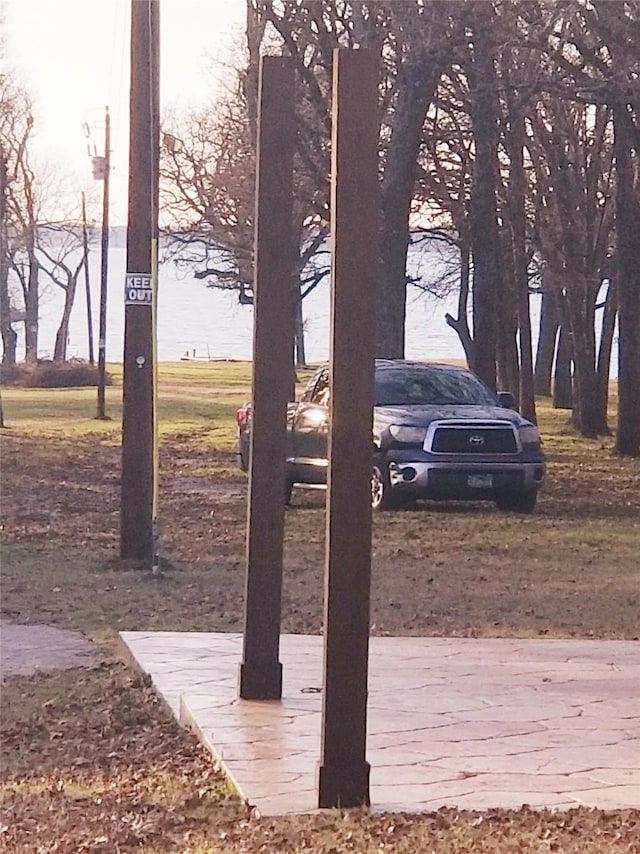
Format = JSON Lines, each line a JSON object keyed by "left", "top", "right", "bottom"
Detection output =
{"left": 237, "top": 359, "right": 546, "bottom": 512}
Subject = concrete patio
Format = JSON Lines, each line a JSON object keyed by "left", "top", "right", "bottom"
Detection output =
{"left": 119, "top": 631, "right": 639, "bottom": 816}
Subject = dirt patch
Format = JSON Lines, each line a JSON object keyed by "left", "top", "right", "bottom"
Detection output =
{"left": 165, "top": 476, "right": 246, "bottom": 501}
{"left": 0, "top": 619, "right": 95, "bottom": 678}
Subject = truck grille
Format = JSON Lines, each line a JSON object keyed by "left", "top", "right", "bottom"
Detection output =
{"left": 429, "top": 422, "right": 518, "bottom": 455}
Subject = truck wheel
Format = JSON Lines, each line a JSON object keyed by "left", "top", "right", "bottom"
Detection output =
{"left": 371, "top": 463, "right": 403, "bottom": 511}
{"left": 371, "top": 464, "right": 386, "bottom": 510}
{"left": 495, "top": 490, "right": 537, "bottom": 513}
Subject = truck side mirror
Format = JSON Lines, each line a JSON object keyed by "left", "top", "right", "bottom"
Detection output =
{"left": 497, "top": 391, "right": 516, "bottom": 409}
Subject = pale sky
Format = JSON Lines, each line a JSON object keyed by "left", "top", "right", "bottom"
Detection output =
{"left": 3, "top": 0, "right": 246, "bottom": 223}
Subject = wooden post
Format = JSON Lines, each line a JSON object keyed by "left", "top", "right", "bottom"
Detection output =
{"left": 318, "top": 48, "right": 379, "bottom": 809}
{"left": 120, "top": 0, "right": 160, "bottom": 563}
{"left": 239, "top": 56, "right": 295, "bottom": 700}
{"left": 96, "top": 107, "right": 111, "bottom": 418}
{"left": 80, "top": 193, "right": 94, "bottom": 366}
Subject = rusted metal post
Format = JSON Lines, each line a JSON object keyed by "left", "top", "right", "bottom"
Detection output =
{"left": 239, "top": 56, "right": 295, "bottom": 700}
{"left": 318, "top": 48, "right": 379, "bottom": 809}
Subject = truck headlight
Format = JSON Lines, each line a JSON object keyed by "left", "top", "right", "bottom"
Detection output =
{"left": 519, "top": 425, "right": 541, "bottom": 446}
{"left": 389, "top": 425, "right": 427, "bottom": 444}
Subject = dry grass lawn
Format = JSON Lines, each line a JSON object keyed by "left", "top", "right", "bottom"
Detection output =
{"left": 1, "top": 361, "right": 639, "bottom": 852}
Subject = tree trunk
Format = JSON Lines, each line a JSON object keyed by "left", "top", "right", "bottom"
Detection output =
{"left": 244, "top": 0, "right": 265, "bottom": 144}
{"left": 24, "top": 247, "right": 39, "bottom": 365}
{"left": 0, "top": 319, "right": 17, "bottom": 365}
{"left": 377, "top": 223, "right": 407, "bottom": 359}
{"left": 507, "top": 113, "right": 536, "bottom": 421}
{"left": 444, "top": 243, "right": 474, "bottom": 367}
{"left": 0, "top": 152, "right": 17, "bottom": 366}
{"left": 614, "top": 105, "right": 640, "bottom": 456}
{"left": 53, "top": 276, "right": 78, "bottom": 362}
{"left": 497, "top": 323, "right": 519, "bottom": 399}
{"left": 294, "top": 284, "right": 306, "bottom": 367}
{"left": 518, "top": 315, "right": 536, "bottom": 420}
{"left": 0, "top": 277, "right": 18, "bottom": 365}
{"left": 595, "top": 278, "right": 617, "bottom": 436}
{"left": 378, "top": 65, "right": 442, "bottom": 358}
{"left": 534, "top": 286, "right": 559, "bottom": 397}
{"left": 553, "top": 325, "right": 573, "bottom": 410}
{"left": 567, "top": 287, "right": 605, "bottom": 437}
{"left": 467, "top": 3, "right": 501, "bottom": 392}
{"left": 496, "top": 227, "right": 520, "bottom": 400}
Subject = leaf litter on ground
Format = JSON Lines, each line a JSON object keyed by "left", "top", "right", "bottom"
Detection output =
{"left": 2, "top": 366, "right": 640, "bottom": 851}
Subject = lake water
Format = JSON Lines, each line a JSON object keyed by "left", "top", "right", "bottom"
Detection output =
{"left": 13, "top": 241, "right": 618, "bottom": 376}
{"left": 26, "top": 243, "right": 473, "bottom": 364}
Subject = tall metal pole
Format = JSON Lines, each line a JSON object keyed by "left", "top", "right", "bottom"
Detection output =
{"left": 120, "top": 0, "right": 160, "bottom": 564}
{"left": 81, "top": 192, "right": 95, "bottom": 366}
{"left": 239, "top": 56, "right": 295, "bottom": 700}
{"left": 318, "top": 48, "right": 379, "bottom": 810}
{"left": 96, "top": 107, "right": 111, "bottom": 417}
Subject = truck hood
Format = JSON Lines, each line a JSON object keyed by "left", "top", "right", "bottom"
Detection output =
{"left": 374, "top": 403, "right": 530, "bottom": 429}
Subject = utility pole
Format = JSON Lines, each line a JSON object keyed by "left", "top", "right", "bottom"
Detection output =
{"left": 0, "top": 147, "right": 10, "bottom": 424}
{"left": 120, "top": 0, "right": 160, "bottom": 566}
{"left": 80, "top": 192, "right": 94, "bottom": 365}
{"left": 86, "top": 109, "right": 111, "bottom": 413}
{"left": 96, "top": 107, "right": 111, "bottom": 417}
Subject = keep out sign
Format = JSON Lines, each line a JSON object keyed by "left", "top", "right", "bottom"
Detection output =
{"left": 125, "top": 273, "right": 153, "bottom": 305}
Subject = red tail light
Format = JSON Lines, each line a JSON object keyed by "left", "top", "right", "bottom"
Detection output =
{"left": 236, "top": 406, "right": 248, "bottom": 427}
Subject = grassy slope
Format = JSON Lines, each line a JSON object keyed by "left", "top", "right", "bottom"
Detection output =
{"left": 1, "top": 362, "right": 639, "bottom": 853}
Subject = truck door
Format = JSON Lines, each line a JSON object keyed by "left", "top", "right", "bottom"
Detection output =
{"left": 290, "top": 367, "right": 330, "bottom": 484}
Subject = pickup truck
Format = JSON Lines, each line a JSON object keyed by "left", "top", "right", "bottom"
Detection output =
{"left": 237, "top": 359, "right": 546, "bottom": 512}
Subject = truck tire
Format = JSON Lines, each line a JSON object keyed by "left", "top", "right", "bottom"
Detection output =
{"left": 371, "top": 462, "right": 403, "bottom": 511}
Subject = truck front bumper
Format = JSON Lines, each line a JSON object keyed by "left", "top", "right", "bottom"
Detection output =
{"left": 387, "top": 459, "right": 546, "bottom": 499}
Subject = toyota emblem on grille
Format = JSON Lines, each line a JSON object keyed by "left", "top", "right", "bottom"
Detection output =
{"left": 469, "top": 435, "right": 484, "bottom": 446}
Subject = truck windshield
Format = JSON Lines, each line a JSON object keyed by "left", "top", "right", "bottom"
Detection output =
{"left": 375, "top": 368, "right": 497, "bottom": 407}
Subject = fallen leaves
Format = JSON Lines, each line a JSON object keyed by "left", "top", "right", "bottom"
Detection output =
{"left": 2, "top": 666, "right": 640, "bottom": 852}
{"left": 2, "top": 377, "right": 640, "bottom": 850}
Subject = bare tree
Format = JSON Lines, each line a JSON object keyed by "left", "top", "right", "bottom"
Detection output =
{"left": 2, "top": 71, "right": 97, "bottom": 367}
{"left": 415, "top": 2, "right": 553, "bottom": 415}
{"left": 415, "top": 63, "right": 475, "bottom": 364}
{"left": 37, "top": 222, "right": 86, "bottom": 362}
{"left": 589, "top": 0, "right": 640, "bottom": 456}
{"left": 528, "top": 98, "right": 615, "bottom": 436}
{"left": 1, "top": 79, "right": 39, "bottom": 364}
{"left": 163, "top": 0, "right": 636, "bottom": 416}
{"left": 0, "top": 72, "right": 33, "bottom": 365}
{"left": 161, "top": 95, "right": 256, "bottom": 301}
{"left": 529, "top": 0, "right": 639, "bottom": 440}
{"left": 249, "top": 0, "right": 465, "bottom": 358}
